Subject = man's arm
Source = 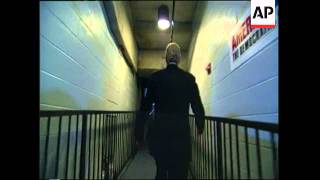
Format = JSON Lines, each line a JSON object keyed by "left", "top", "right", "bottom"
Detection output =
{"left": 190, "top": 77, "right": 205, "bottom": 134}
{"left": 135, "top": 76, "right": 155, "bottom": 143}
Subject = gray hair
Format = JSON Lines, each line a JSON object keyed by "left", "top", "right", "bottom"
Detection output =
{"left": 165, "top": 42, "right": 181, "bottom": 64}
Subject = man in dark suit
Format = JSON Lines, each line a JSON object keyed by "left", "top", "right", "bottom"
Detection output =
{"left": 135, "top": 42, "right": 205, "bottom": 179}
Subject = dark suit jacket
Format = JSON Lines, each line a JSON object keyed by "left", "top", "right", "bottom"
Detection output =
{"left": 135, "top": 64, "right": 205, "bottom": 162}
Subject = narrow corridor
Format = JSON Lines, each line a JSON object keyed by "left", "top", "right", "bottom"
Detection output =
{"left": 40, "top": 1, "right": 279, "bottom": 179}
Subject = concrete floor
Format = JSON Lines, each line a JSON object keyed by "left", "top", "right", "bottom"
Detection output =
{"left": 119, "top": 149, "right": 193, "bottom": 179}
{"left": 119, "top": 149, "right": 157, "bottom": 179}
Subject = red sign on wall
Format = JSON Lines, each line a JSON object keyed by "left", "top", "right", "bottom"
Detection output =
{"left": 232, "top": 16, "right": 255, "bottom": 52}
{"left": 205, "top": 63, "right": 211, "bottom": 75}
{"left": 229, "top": 7, "right": 277, "bottom": 71}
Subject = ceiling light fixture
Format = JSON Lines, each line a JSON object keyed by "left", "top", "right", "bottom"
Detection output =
{"left": 158, "top": 5, "right": 170, "bottom": 30}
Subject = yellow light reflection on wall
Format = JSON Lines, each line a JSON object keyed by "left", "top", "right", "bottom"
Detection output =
{"left": 189, "top": 1, "right": 250, "bottom": 109}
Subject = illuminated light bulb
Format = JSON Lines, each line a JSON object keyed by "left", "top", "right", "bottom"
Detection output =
{"left": 158, "top": 19, "right": 170, "bottom": 30}
{"left": 158, "top": 5, "right": 170, "bottom": 31}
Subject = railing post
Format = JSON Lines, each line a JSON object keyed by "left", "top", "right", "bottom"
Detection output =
{"left": 79, "top": 112, "right": 88, "bottom": 179}
{"left": 216, "top": 121, "right": 223, "bottom": 179}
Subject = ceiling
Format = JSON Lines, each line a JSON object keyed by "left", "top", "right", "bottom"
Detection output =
{"left": 129, "top": 1, "right": 198, "bottom": 51}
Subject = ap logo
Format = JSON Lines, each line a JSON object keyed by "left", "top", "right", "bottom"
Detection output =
{"left": 251, "top": 0, "right": 276, "bottom": 28}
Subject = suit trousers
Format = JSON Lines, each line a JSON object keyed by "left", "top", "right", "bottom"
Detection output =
{"left": 154, "top": 154, "right": 189, "bottom": 179}
{"left": 151, "top": 137, "right": 189, "bottom": 179}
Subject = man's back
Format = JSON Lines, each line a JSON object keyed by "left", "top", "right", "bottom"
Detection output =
{"left": 150, "top": 65, "right": 196, "bottom": 115}
{"left": 137, "top": 63, "right": 205, "bottom": 146}
{"left": 135, "top": 42, "right": 205, "bottom": 179}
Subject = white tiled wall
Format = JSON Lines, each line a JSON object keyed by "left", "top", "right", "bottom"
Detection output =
{"left": 40, "top": 1, "right": 138, "bottom": 111}
{"left": 189, "top": 1, "right": 278, "bottom": 124}
{"left": 40, "top": 2, "right": 138, "bottom": 179}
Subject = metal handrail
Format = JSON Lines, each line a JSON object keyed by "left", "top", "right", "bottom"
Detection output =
{"left": 39, "top": 110, "right": 138, "bottom": 180}
{"left": 40, "top": 110, "right": 136, "bottom": 116}
{"left": 190, "top": 114, "right": 278, "bottom": 132}
{"left": 189, "top": 115, "right": 278, "bottom": 179}
{"left": 40, "top": 110, "right": 278, "bottom": 179}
